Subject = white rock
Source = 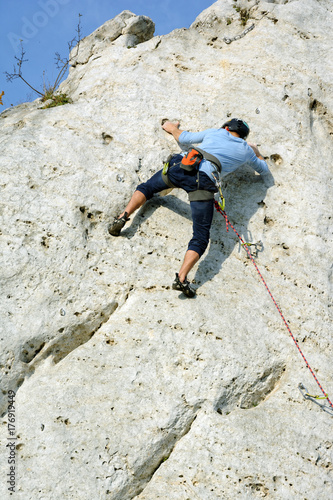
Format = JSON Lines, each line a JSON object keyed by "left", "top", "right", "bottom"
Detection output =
{"left": 0, "top": 2, "right": 332, "bottom": 499}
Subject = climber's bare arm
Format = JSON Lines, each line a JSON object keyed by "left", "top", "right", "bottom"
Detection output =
{"left": 248, "top": 142, "right": 265, "bottom": 160}
{"left": 162, "top": 120, "right": 183, "bottom": 141}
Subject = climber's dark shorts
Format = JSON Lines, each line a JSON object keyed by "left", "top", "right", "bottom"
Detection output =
{"left": 136, "top": 154, "right": 217, "bottom": 257}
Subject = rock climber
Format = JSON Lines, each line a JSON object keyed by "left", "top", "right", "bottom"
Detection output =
{"left": 108, "top": 118, "right": 269, "bottom": 297}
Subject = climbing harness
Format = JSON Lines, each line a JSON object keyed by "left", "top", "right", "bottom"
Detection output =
{"left": 223, "top": 23, "right": 255, "bottom": 44}
{"left": 183, "top": 148, "right": 222, "bottom": 203}
{"left": 162, "top": 151, "right": 222, "bottom": 203}
{"left": 214, "top": 201, "right": 333, "bottom": 412}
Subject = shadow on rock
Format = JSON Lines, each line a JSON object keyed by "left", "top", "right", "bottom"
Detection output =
{"left": 195, "top": 167, "right": 274, "bottom": 289}
{"left": 120, "top": 194, "right": 192, "bottom": 239}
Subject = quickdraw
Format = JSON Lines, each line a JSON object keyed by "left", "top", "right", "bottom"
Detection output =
{"left": 162, "top": 154, "right": 173, "bottom": 175}
{"left": 216, "top": 183, "right": 225, "bottom": 211}
{"left": 162, "top": 161, "right": 169, "bottom": 176}
{"left": 298, "top": 384, "right": 332, "bottom": 415}
{"left": 212, "top": 173, "right": 225, "bottom": 211}
{"left": 242, "top": 241, "right": 263, "bottom": 259}
{"left": 306, "top": 394, "right": 328, "bottom": 401}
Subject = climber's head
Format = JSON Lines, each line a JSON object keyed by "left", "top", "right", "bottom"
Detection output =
{"left": 222, "top": 118, "right": 250, "bottom": 139}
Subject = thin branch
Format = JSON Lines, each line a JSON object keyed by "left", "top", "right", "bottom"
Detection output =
{"left": 52, "top": 62, "right": 69, "bottom": 90}
{"left": 18, "top": 75, "right": 43, "bottom": 96}
{"left": 4, "top": 42, "right": 43, "bottom": 96}
{"left": 5, "top": 14, "right": 83, "bottom": 101}
{"left": 69, "top": 13, "right": 82, "bottom": 61}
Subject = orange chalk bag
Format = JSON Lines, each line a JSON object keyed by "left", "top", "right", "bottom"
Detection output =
{"left": 180, "top": 149, "right": 203, "bottom": 171}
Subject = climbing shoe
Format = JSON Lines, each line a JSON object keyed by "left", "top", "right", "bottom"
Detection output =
{"left": 108, "top": 212, "right": 130, "bottom": 236}
{"left": 172, "top": 273, "right": 196, "bottom": 298}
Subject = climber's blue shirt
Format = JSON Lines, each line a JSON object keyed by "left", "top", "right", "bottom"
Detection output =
{"left": 178, "top": 128, "right": 269, "bottom": 182}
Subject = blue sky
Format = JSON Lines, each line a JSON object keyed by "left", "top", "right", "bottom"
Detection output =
{"left": 1, "top": 0, "right": 215, "bottom": 110}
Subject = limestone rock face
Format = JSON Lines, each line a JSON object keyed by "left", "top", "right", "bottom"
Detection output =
{"left": 1, "top": 1, "right": 333, "bottom": 499}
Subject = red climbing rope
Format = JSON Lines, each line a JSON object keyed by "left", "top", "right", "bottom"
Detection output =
{"left": 214, "top": 201, "right": 333, "bottom": 410}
